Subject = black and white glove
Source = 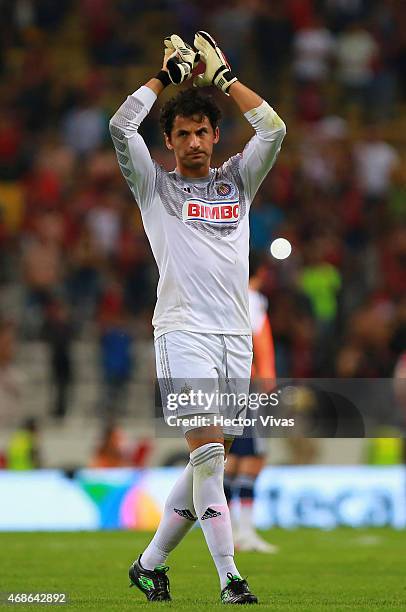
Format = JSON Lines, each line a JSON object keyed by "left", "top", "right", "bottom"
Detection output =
{"left": 193, "top": 31, "right": 238, "bottom": 95}
{"left": 164, "top": 34, "right": 200, "bottom": 85}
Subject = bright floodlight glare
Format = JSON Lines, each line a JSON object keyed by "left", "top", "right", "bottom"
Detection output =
{"left": 270, "top": 238, "right": 292, "bottom": 260}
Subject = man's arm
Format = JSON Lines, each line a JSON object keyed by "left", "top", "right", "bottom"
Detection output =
{"left": 228, "top": 81, "right": 263, "bottom": 114}
{"left": 144, "top": 78, "right": 167, "bottom": 97}
{"left": 193, "top": 31, "right": 286, "bottom": 202}
{"left": 109, "top": 86, "right": 158, "bottom": 210}
{"left": 229, "top": 81, "right": 286, "bottom": 202}
{"left": 109, "top": 43, "right": 173, "bottom": 210}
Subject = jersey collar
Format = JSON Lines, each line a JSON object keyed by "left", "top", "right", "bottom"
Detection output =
{"left": 173, "top": 168, "right": 214, "bottom": 183}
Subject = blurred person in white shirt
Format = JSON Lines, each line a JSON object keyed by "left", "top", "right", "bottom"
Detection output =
{"left": 354, "top": 125, "right": 399, "bottom": 201}
{"left": 293, "top": 15, "right": 335, "bottom": 83}
{"left": 336, "top": 20, "right": 378, "bottom": 109}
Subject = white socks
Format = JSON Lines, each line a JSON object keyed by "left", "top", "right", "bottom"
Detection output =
{"left": 140, "top": 443, "right": 241, "bottom": 589}
{"left": 190, "top": 443, "right": 241, "bottom": 589}
{"left": 141, "top": 462, "right": 196, "bottom": 570}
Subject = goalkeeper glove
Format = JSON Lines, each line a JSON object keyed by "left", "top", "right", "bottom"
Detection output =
{"left": 164, "top": 34, "right": 200, "bottom": 85}
{"left": 193, "top": 31, "right": 238, "bottom": 95}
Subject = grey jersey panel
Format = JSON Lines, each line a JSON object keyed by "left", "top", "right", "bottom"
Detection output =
{"left": 154, "top": 155, "right": 248, "bottom": 239}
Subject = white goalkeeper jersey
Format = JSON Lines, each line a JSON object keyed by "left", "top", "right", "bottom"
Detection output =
{"left": 109, "top": 86, "right": 286, "bottom": 339}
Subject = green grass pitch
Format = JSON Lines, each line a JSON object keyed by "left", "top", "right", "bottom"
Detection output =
{"left": 1, "top": 529, "right": 405, "bottom": 610}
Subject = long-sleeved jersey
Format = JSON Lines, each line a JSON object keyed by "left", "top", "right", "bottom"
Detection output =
{"left": 109, "top": 86, "right": 286, "bottom": 339}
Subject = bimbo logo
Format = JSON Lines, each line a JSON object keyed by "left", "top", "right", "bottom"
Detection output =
{"left": 182, "top": 198, "right": 240, "bottom": 224}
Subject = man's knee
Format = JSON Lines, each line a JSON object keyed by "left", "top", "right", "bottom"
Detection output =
{"left": 185, "top": 425, "right": 224, "bottom": 452}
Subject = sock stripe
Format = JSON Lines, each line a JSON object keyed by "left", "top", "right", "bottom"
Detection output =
{"left": 190, "top": 443, "right": 224, "bottom": 463}
{"left": 191, "top": 445, "right": 224, "bottom": 465}
{"left": 192, "top": 450, "right": 225, "bottom": 467}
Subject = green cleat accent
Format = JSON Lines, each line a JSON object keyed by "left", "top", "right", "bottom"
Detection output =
{"left": 221, "top": 573, "right": 258, "bottom": 604}
{"left": 129, "top": 555, "right": 171, "bottom": 601}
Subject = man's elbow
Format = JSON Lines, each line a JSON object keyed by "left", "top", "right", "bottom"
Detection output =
{"left": 276, "top": 118, "right": 287, "bottom": 140}
{"left": 268, "top": 109, "right": 287, "bottom": 139}
{"left": 109, "top": 113, "right": 126, "bottom": 142}
{"left": 109, "top": 113, "right": 119, "bottom": 132}
{"left": 260, "top": 105, "right": 287, "bottom": 142}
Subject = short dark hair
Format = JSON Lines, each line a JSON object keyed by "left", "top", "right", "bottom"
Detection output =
{"left": 159, "top": 88, "right": 222, "bottom": 136}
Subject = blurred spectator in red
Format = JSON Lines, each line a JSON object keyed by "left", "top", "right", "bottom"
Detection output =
{"left": 0, "top": 110, "right": 26, "bottom": 180}
{"left": 89, "top": 422, "right": 128, "bottom": 467}
{"left": 379, "top": 226, "right": 406, "bottom": 300}
{"left": 287, "top": 0, "right": 315, "bottom": 31}
{"left": 23, "top": 149, "right": 63, "bottom": 220}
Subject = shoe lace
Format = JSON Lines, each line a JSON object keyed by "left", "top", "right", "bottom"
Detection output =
{"left": 154, "top": 565, "right": 170, "bottom": 596}
{"left": 226, "top": 572, "right": 247, "bottom": 595}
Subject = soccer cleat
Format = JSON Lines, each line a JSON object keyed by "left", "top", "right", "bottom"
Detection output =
{"left": 235, "top": 532, "right": 279, "bottom": 554}
{"left": 129, "top": 555, "right": 171, "bottom": 601}
{"left": 221, "top": 573, "right": 258, "bottom": 604}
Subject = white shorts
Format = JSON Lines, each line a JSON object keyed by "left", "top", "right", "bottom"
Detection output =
{"left": 155, "top": 331, "right": 253, "bottom": 437}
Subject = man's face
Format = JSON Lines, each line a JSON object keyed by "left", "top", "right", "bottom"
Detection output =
{"left": 165, "top": 114, "right": 219, "bottom": 174}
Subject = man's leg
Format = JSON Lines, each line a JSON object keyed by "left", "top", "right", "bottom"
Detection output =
{"left": 140, "top": 461, "right": 196, "bottom": 569}
{"left": 187, "top": 427, "right": 239, "bottom": 589}
{"left": 129, "top": 461, "right": 196, "bottom": 601}
{"left": 187, "top": 427, "right": 257, "bottom": 603}
{"left": 137, "top": 423, "right": 230, "bottom": 573}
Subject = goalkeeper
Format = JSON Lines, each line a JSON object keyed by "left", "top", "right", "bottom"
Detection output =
{"left": 110, "top": 31, "right": 286, "bottom": 604}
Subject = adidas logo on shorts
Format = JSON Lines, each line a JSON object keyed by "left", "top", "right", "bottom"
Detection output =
{"left": 201, "top": 507, "right": 222, "bottom": 520}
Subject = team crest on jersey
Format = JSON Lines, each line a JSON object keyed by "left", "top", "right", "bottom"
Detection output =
{"left": 182, "top": 197, "right": 240, "bottom": 224}
{"left": 214, "top": 181, "right": 235, "bottom": 198}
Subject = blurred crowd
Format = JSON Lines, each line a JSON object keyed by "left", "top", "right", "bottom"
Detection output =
{"left": 0, "top": 0, "right": 405, "bottom": 426}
